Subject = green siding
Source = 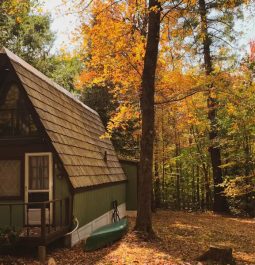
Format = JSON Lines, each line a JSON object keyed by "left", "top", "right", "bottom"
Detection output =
{"left": 73, "top": 183, "right": 126, "bottom": 227}
{"left": 54, "top": 171, "right": 71, "bottom": 226}
{"left": 0, "top": 201, "right": 24, "bottom": 229}
{"left": 120, "top": 161, "right": 138, "bottom": 211}
{"left": 54, "top": 174, "right": 70, "bottom": 200}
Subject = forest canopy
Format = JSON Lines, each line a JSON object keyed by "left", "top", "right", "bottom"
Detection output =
{"left": 70, "top": 0, "right": 255, "bottom": 221}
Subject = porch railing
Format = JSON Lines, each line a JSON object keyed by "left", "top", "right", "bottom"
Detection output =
{"left": 0, "top": 197, "right": 72, "bottom": 245}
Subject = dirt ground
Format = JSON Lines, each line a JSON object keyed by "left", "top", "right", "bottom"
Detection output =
{"left": 0, "top": 210, "right": 254, "bottom": 265}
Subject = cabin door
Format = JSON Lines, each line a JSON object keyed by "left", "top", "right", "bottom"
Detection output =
{"left": 25, "top": 153, "right": 53, "bottom": 225}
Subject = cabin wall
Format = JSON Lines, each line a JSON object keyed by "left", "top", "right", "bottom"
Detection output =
{"left": 0, "top": 201, "right": 24, "bottom": 228}
{"left": 120, "top": 160, "right": 138, "bottom": 211}
{"left": 73, "top": 182, "right": 126, "bottom": 227}
{"left": 0, "top": 142, "right": 49, "bottom": 228}
{"left": 0, "top": 142, "right": 72, "bottom": 228}
{"left": 54, "top": 170, "right": 71, "bottom": 226}
{"left": 54, "top": 171, "right": 70, "bottom": 199}
{"left": 67, "top": 182, "right": 126, "bottom": 247}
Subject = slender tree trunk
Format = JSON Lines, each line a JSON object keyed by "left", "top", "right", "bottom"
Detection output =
{"left": 135, "top": 0, "right": 161, "bottom": 234}
{"left": 198, "top": 0, "right": 229, "bottom": 213}
{"left": 243, "top": 132, "right": 254, "bottom": 216}
{"left": 196, "top": 166, "right": 200, "bottom": 210}
{"left": 161, "top": 106, "right": 166, "bottom": 203}
{"left": 192, "top": 166, "right": 196, "bottom": 209}
{"left": 202, "top": 163, "right": 211, "bottom": 209}
{"left": 154, "top": 147, "right": 161, "bottom": 208}
{"left": 174, "top": 122, "right": 181, "bottom": 210}
{"left": 181, "top": 163, "right": 185, "bottom": 210}
{"left": 201, "top": 174, "right": 205, "bottom": 211}
{"left": 176, "top": 173, "right": 181, "bottom": 210}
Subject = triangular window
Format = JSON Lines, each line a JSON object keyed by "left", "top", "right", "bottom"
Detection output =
{"left": 0, "top": 83, "right": 38, "bottom": 137}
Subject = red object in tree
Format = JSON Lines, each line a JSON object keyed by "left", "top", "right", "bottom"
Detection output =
{"left": 249, "top": 40, "right": 255, "bottom": 61}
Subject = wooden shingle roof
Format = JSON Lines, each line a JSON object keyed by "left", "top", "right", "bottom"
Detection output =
{"left": 1, "top": 47, "right": 126, "bottom": 188}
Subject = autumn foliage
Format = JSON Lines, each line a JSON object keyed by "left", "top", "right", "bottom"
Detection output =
{"left": 71, "top": 0, "right": 255, "bottom": 217}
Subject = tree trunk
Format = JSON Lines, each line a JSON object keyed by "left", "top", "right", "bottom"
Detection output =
{"left": 196, "top": 166, "right": 200, "bottom": 210}
{"left": 198, "top": 0, "right": 229, "bottom": 213}
{"left": 202, "top": 163, "right": 211, "bottom": 209}
{"left": 161, "top": 106, "right": 166, "bottom": 203}
{"left": 192, "top": 166, "right": 195, "bottom": 209}
{"left": 201, "top": 174, "right": 205, "bottom": 211}
{"left": 174, "top": 123, "right": 181, "bottom": 210}
{"left": 135, "top": 0, "right": 161, "bottom": 234}
{"left": 243, "top": 133, "right": 254, "bottom": 217}
{"left": 154, "top": 148, "right": 161, "bottom": 208}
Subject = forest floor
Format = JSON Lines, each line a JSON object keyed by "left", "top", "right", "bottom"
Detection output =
{"left": 0, "top": 210, "right": 254, "bottom": 265}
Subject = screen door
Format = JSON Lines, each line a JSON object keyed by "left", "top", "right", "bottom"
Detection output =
{"left": 25, "top": 153, "right": 53, "bottom": 225}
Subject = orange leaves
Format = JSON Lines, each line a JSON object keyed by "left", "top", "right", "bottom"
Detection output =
{"left": 78, "top": 0, "right": 145, "bottom": 89}
{"left": 0, "top": 211, "right": 254, "bottom": 264}
{"left": 75, "top": 0, "right": 146, "bottom": 137}
{"left": 107, "top": 104, "right": 140, "bottom": 134}
{"left": 78, "top": 71, "right": 101, "bottom": 85}
{"left": 15, "top": 17, "right": 22, "bottom": 24}
{"left": 249, "top": 40, "right": 255, "bottom": 62}
{"left": 155, "top": 69, "right": 202, "bottom": 104}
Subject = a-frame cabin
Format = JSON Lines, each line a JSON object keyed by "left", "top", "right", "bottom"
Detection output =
{"left": 0, "top": 48, "right": 127, "bottom": 248}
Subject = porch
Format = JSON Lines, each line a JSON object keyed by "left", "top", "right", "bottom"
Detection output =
{"left": 0, "top": 197, "right": 72, "bottom": 246}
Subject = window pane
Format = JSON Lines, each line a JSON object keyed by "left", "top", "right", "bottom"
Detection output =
{"left": 0, "top": 84, "right": 39, "bottom": 137}
{"left": 0, "top": 160, "right": 20, "bottom": 197}
{"left": 29, "top": 156, "right": 49, "bottom": 190}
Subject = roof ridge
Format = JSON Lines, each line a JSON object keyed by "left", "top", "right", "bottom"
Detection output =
{"left": 1, "top": 47, "right": 99, "bottom": 116}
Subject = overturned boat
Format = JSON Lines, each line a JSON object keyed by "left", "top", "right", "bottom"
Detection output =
{"left": 84, "top": 218, "right": 128, "bottom": 251}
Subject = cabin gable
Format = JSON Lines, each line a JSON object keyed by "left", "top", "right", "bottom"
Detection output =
{"left": 0, "top": 81, "right": 39, "bottom": 138}
{"left": 0, "top": 55, "right": 72, "bottom": 202}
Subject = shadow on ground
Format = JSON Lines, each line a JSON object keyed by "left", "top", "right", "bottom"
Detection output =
{"left": 0, "top": 211, "right": 254, "bottom": 265}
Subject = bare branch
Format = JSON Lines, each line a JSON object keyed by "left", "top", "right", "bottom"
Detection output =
{"left": 155, "top": 86, "right": 208, "bottom": 105}
{"left": 161, "top": 0, "right": 185, "bottom": 22}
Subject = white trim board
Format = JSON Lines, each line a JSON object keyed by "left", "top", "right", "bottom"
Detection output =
{"left": 67, "top": 203, "right": 126, "bottom": 247}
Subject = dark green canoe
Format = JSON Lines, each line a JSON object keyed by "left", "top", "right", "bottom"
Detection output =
{"left": 84, "top": 218, "right": 128, "bottom": 251}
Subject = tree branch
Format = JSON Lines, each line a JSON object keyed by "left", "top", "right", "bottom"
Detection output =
{"left": 155, "top": 86, "right": 208, "bottom": 105}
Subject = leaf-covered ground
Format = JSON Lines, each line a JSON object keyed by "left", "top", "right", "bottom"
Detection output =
{"left": 0, "top": 210, "right": 254, "bottom": 265}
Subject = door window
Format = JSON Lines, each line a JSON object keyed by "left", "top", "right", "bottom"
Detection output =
{"left": 25, "top": 153, "right": 53, "bottom": 224}
{"left": 29, "top": 156, "right": 49, "bottom": 191}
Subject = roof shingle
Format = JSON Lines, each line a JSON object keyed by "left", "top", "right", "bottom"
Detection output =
{"left": 1, "top": 47, "right": 126, "bottom": 188}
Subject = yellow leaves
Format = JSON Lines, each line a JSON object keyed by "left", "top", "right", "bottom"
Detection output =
{"left": 76, "top": 0, "right": 145, "bottom": 136}
{"left": 35, "top": 6, "right": 43, "bottom": 14}
{"left": 107, "top": 104, "right": 139, "bottom": 133}
{"left": 170, "top": 29, "right": 180, "bottom": 38}
{"left": 224, "top": 175, "right": 255, "bottom": 198}
{"left": 226, "top": 103, "right": 236, "bottom": 116}
{"left": 219, "top": 162, "right": 237, "bottom": 169}
{"left": 15, "top": 17, "right": 22, "bottom": 24}
{"left": 149, "top": 5, "right": 161, "bottom": 13}
{"left": 2, "top": 0, "right": 30, "bottom": 16}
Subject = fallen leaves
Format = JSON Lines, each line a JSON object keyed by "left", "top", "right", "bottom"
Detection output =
{"left": 0, "top": 211, "right": 254, "bottom": 265}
